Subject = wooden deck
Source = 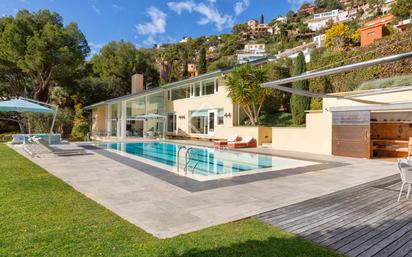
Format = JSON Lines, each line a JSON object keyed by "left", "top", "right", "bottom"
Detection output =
{"left": 255, "top": 175, "right": 412, "bottom": 257}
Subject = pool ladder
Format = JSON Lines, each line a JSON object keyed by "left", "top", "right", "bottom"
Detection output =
{"left": 176, "top": 146, "right": 200, "bottom": 175}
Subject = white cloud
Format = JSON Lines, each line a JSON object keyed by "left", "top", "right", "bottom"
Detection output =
{"left": 111, "top": 4, "right": 123, "bottom": 11}
{"left": 167, "top": 1, "right": 233, "bottom": 31}
{"left": 287, "top": 0, "right": 313, "bottom": 11}
{"left": 88, "top": 42, "right": 103, "bottom": 57}
{"left": 91, "top": 4, "right": 100, "bottom": 13}
{"left": 136, "top": 6, "right": 167, "bottom": 45}
{"left": 234, "top": 0, "right": 250, "bottom": 16}
{"left": 167, "top": 1, "right": 194, "bottom": 14}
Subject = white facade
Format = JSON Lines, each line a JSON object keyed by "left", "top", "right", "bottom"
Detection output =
{"left": 313, "top": 34, "right": 326, "bottom": 48}
{"left": 307, "top": 9, "right": 356, "bottom": 31}
{"left": 237, "top": 44, "right": 267, "bottom": 64}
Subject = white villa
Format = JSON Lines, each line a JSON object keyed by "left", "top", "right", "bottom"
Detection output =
{"left": 86, "top": 62, "right": 272, "bottom": 145}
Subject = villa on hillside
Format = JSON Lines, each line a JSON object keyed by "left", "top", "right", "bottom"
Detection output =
{"left": 85, "top": 60, "right": 272, "bottom": 145}
{"left": 360, "top": 14, "right": 394, "bottom": 47}
{"left": 307, "top": 9, "right": 357, "bottom": 31}
{"left": 236, "top": 43, "right": 267, "bottom": 64}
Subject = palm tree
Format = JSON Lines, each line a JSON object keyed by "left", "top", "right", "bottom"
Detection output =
{"left": 225, "top": 64, "right": 271, "bottom": 125}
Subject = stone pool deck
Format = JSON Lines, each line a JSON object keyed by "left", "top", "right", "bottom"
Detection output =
{"left": 11, "top": 141, "right": 398, "bottom": 238}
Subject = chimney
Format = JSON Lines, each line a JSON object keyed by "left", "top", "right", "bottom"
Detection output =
{"left": 131, "top": 74, "right": 144, "bottom": 94}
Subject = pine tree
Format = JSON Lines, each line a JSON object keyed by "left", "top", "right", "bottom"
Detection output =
{"left": 260, "top": 14, "right": 265, "bottom": 24}
{"left": 198, "top": 47, "right": 207, "bottom": 75}
{"left": 290, "top": 52, "right": 310, "bottom": 125}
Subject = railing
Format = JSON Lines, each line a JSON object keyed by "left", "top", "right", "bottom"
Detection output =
{"left": 184, "top": 147, "right": 201, "bottom": 175}
{"left": 176, "top": 146, "right": 187, "bottom": 175}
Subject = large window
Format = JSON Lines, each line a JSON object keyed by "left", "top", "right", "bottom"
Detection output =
{"left": 110, "top": 104, "right": 119, "bottom": 136}
{"left": 126, "top": 97, "right": 145, "bottom": 119}
{"left": 202, "top": 79, "right": 215, "bottom": 96}
{"left": 146, "top": 92, "right": 165, "bottom": 114}
{"left": 172, "top": 86, "right": 190, "bottom": 100}
{"left": 217, "top": 109, "right": 224, "bottom": 125}
{"left": 167, "top": 113, "right": 177, "bottom": 132}
{"left": 190, "top": 110, "right": 207, "bottom": 134}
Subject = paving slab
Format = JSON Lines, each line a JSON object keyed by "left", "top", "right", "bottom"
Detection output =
{"left": 11, "top": 142, "right": 397, "bottom": 238}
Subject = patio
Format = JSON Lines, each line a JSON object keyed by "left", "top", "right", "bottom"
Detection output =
{"left": 12, "top": 141, "right": 398, "bottom": 239}
{"left": 257, "top": 175, "right": 412, "bottom": 257}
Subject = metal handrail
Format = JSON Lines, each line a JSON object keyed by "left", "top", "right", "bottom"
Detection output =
{"left": 184, "top": 147, "right": 199, "bottom": 175}
{"left": 176, "top": 146, "right": 187, "bottom": 174}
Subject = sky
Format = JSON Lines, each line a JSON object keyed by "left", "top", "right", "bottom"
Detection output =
{"left": 0, "top": 0, "right": 309, "bottom": 55}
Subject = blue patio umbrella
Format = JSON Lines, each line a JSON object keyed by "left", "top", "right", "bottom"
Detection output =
{"left": 0, "top": 99, "right": 54, "bottom": 113}
{"left": 0, "top": 98, "right": 58, "bottom": 133}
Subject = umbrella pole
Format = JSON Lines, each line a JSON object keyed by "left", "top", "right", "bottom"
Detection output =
{"left": 50, "top": 106, "right": 58, "bottom": 143}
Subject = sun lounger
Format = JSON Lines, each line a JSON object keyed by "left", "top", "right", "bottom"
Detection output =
{"left": 227, "top": 136, "right": 257, "bottom": 148}
{"left": 24, "top": 137, "right": 87, "bottom": 157}
{"left": 214, "top": 134, "right": 240, "bottom": 147}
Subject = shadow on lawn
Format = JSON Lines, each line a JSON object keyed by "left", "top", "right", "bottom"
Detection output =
{"left": 164, "top": 236, "right": 339, "bottom": 257}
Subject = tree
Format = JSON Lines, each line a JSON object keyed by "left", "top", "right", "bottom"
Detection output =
{"left": 391, "top": 0, "right": 412, "bottom": 20}
{"left": 290, "top": 52, "right": 310, "bottom": 125}
{"left": 0, "top": 9, "right": 89, "bottom": 102}
{"left": 260, "top": 14, "right": 265, "bottom": 24}
{"left": 197, "top": 47, "right": 207, "bottom": 75}
{"left": 91, "top": 41, "right": 158, "bottom": 96}
{"left": 225, "top": 64, "right": 271, "bottom": 125}
{"left": 325, "top": 23, "right": 351, "bottom": 48}
{"left": 71, "top": 103, "right": 89, "bottom": 140}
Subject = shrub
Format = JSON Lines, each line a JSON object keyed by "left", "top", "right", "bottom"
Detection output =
{"left": 0, "top": 133, "right": 13, "bottom": 143}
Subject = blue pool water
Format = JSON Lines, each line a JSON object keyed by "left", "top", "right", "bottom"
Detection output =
{"left": 101, "top": 142, "right": 310, "bottom": 176}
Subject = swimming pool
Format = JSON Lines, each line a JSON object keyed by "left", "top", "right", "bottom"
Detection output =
{"left": 100, "top": 142, "right": 318, "bottom": 179}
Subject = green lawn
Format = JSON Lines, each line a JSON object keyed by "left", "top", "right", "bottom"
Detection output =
{"left": 0, "top": 144, "right": 342, "bottom": 257}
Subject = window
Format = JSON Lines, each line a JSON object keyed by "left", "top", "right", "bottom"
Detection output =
{"left": 202, "top": 79, "right": 215, "bottom": 96}
{"left": 194, "top": 82, "right": 201, "bottom": 97}
{"left": 126, "top": 98, "right": 145, "bottom": 118}
{"left": 172, "top": 86, "right": 189, "bottom": 100}
{"left": 146, "top": 92, "right": 165, "bottom": 114}
{"left": 167, "top": 90, "right": 171, "bottom": 101}
{"left": 217, "top": 109, "right": 224, "bottom": 125}
{"left": 368, "top": 31, "right": 375, "bottom": 37}
{"left": 190, "top": 110, "right": 207, "bottom": 134}
{"left": 167, "top": 113, "right": 176, "bottom": 132}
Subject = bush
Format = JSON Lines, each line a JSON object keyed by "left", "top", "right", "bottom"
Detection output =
{"left": 0, "top": 133, "right": 13, "bottom": 143}
{"left": 258, "top": 112, "right": 293, "bottom": 127}
{"left": 71, "top": 104, "right": 89, "bottom": 141}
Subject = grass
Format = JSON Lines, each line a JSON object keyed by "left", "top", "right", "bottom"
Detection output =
{"left": 0, "top": 144, "right": 342, "bottom": 257}
{"left": 356, "top": 75, "right": 412, "bottom": 91}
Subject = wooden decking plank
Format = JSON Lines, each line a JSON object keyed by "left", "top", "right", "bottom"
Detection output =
{"left": 374, "top": 228, "right": 412, "bottom": 257}
{"left": 263, "top": 187, "right": 387, "bottom": 228}
{"left": 272, "top": 187, "right": 385, "bottom": 227}
{"left": 286, "top": 190, "right": 394, "bottom": 234}
{"left": 320, "top": 202, "right": 412, "bottom": 249}
{"left": 256, "top": 176, "right": 399, "bottom": 220}
{"left": 303, "top": 194, "right": 405, "bottom": 242}
{"left": 256, "top": 185, "right": 373, "bottom": 221}
{"left": 254, "top": 175, "right": 412, "bottom": 257}
{"left": 343, "top": 219, "right": 412, "bottom": 257}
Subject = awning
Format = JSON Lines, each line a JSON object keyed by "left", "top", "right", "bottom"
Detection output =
{"left": 328, "top": 102, "right": 412, "bottom": 112}
{"left": 0, "top": 99, "right": 54, "bottom": 113}
{"left": 135, "top": 114, "right": 166, "bottom": 119}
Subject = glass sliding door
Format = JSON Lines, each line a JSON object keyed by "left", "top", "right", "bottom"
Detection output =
{"left": 110, "top": 104, "right": 119, "bottom": 137}
{"left": 208, "top": 110, "right": 217, "bottom": 135}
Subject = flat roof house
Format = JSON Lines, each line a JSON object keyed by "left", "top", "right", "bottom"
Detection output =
{"left": 86, "top": 62, "right": 272, "bottom": 145}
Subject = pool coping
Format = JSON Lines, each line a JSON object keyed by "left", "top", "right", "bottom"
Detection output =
{"left": 81, "top": 144, "right": 349, "bottom": 192}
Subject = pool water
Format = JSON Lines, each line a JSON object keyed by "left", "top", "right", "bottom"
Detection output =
{"left": 101, "top": 142, "right": 315, "bottom": 177}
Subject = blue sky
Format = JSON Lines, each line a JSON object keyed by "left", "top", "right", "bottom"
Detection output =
{"left": 0, "top": 0, "right": 308, "bottom": 55}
